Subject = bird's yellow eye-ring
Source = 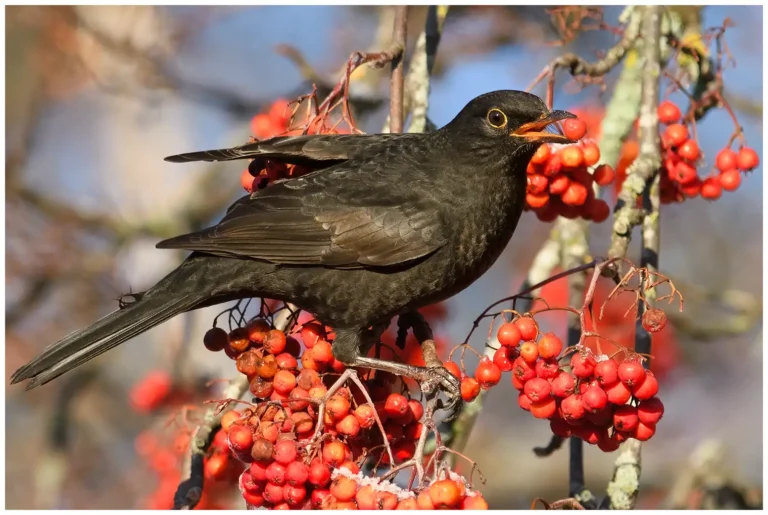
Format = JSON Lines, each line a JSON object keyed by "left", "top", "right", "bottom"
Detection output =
{"left": 487, "top": 108, "right": 507, "bottom": 129}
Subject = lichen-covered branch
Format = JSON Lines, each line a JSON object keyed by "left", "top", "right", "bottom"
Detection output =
{"left": 607, "top": 8, "right": 663, "bottom": 263}
{"left": 407, "top": 6, "right": 449, "bottom": 133}
{"left": 606, "top": 6, "right": 662, "bottom": 510}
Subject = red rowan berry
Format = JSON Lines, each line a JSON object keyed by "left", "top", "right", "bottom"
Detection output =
{"left": 737, "top": 146, "right": 759, "bottom": 170}
{"left": 593, "top": 164, "right": 615, "bottom": 186}
{"left": 633, "top": 421, "right": 657, "bottom": 441}
{"left": 562, "top": 118, "right": 588, "bottom": 141}
{"left": 657, "top": 100, "right": 681, "bottom": 124}
{"left": 461, "top": 377, "right": 481, "bottom": 402}
{"left": 497, "top": 322, "right": 522, "bottom": 347}
{"left": 475, "top": 356, "right": 502, "bottom": 389}
{"left": 719, "top": 168, "right": 741, "bottom": 191}
{"left": 571, "top": 352, "right": 596, "bottom": 378}
{"left": 530, "top": 397, "right": 557, "bottom": 419}
{"left": 561, "top": 394, "right": 586, "bottom": 423}
{"left": 637, "top": 397, "right": 664, "bottom": 425}
{"left": 700, "top": 177, "right": 722, "bottom": 200}
{"left": 537, "top": 332, "right": 563, "bottom": 359}
{"left": 677, "top": 139, "right": 700, "bottom": 161}
{"left": 716, "top": 148, "right": 738, "bottom": 172}
{"left": 582, "top": 385, "right": 608, "bottom": 413}
{"left": 520, "top": 341, "right": 539, "bottom": 364}
{"left": 551, "top": 371, "right": 576, "bottom": 397}
{"left": 618, "top": 360, "right": 646, "bottom": 388}
{"left": 605, "top": 381, "right": 632, "bottom": 405}
{"left": 535, "top": 358, "right": 560, "bottom": 380}
{"left": 595, "top": 359, "right": 619, "bottom": 387}
{"left": 664, "top": 124, "right": 688, "bottom": 147}
{"left": 429, "top": 479, "right": 463, "bottom": 509}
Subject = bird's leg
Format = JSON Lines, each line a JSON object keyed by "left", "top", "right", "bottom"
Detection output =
{"left": 332, "top": 321, "right": 462, "bottom": 421}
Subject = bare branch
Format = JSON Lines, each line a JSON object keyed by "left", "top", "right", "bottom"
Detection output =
{"left": 388, "top": 6, "right": 408, "bottom": 133}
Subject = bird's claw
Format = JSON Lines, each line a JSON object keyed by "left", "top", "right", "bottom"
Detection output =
{"left": 417, "top": 365, "right": 463, "bottom": 422}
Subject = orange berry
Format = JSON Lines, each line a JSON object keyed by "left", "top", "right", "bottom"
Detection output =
{"left": 548, "top": 173, "right": 571, "bottom": 195}
{"left": 561, "top": 181, "right": 588, "bottom": 206}
{"left": 718, "top": 168, "right": 741, "bottom": 191}
{"left": 560, "top": 146, "right": 584, "bottom": 168}
{"left": 519, "top": 341, "right": 539, "bottom": 364}
{"left": 537, "top": 332, "right": 563, "bottom": 359}
{"left": 737, "top": 146, "right": 760, "bottom": 170}
{"left": 330, "top": 476, "right": 358, "bottom": 502}
{"left": 463, "top": 495, "right": 489, "bottom": 509}
{"left": 531, "top": 144, "right": 552, "bottom": 165}
{"left": 700, "top": 177, "right": 722, "bottom": 200}
{"left": 657, "top": 100, "right": 681, "bottom": 124}
{"left": 515, "top": 316, "right": 539, "bottom": 340}
{"left": 677, "top": 139, "right": 700, "bottom": 161}
{"left": 593, "top": 164, "right": 615, "bottom": 186}
{"left": 428, "top": 479, "right": 463, "bottom": 509}
{"left": 562, "top": 118, "right": 588, "bottom": 140}
{"left": 582, "top": 142, "right": 601, "bottom": 166}
{"left": 715, "top": 148, "right": 738, "bottom": 172}
{"left": 526, "top": 191, "right": 550, "bottom": 209}
{"left": 220, "top": 410, "right": 241, "bottom": 432}
{"left": 311, "top": 340, "right": 334, "bottom": 364}
{"left": 443, "top": 361, "right": 462, "bottom": 378}
{"left": 497, "top": 322, "right": 522, "bottom": 347}
{"left": 460, "top": 377, "right": 481, "bottom": 402}
{"left": 530, "top": 396, "right": 557, "bottom": 419}
{"left": 664, "top": 124, "right": 688, "bottom": 147}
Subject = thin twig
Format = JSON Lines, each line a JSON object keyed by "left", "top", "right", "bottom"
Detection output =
{"left": 388, "top": 6, "right": 408, "bottom": 134}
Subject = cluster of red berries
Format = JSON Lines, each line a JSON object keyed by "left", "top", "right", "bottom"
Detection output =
{"left": 534, "top": 277, "right": 680, "bottom": 381}
{"left": 202, "top": 318, "right": 488, "bottom": 510}
{"left": 525, "top": 118, "right": 616, "bottom": 223}
{"left": 656, "top": 100, "right": 759, "bottom": 203}
{"left": 241, "top": 99, "right": 350, "bottom": 194}
{"left": 446, "top": 315, "right": 665, "bottom": 452}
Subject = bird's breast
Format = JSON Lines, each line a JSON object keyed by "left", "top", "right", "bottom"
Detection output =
{"left": 441, "top": 176, "right": 526, "bottom": 295}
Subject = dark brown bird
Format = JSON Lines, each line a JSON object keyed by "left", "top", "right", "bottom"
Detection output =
{"left": 11, "top": 90, "right": 575, "bottom": 415}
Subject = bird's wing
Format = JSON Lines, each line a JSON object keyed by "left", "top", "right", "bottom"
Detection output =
{"left": 156, "top": 166, "right": 448, "bottom": 269}
{"left": 164, "top": 133, "right": 403, "bottom": 166}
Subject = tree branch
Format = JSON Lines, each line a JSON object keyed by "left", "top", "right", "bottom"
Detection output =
{"left": 388, "top": 6, "right": 408, "bottom": 133}
{"left": 606, "top": 6, "right": 662, "bottom": 509}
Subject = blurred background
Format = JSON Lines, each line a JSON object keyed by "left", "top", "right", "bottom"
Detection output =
{"left": 5, "top": 5, "right": 762, "bottom": 509}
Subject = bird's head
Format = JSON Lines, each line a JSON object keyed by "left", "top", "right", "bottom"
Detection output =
{"left": 442, "top": 90, "right": 578, "bottom": 159}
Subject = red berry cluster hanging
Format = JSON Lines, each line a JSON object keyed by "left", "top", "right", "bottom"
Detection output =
{"left": 445, "top": 315, "right": 665, "bottom": 452}
{"left": 241, "top": 99, "right": 351, "bottom": 194}
{"left": 201, "top": 317, "right": 489, "bottom": 510}
{"left": 525, "top": 118, "right": 616, "bottom": 223}
{"left": 657, "top": 100, "right": 759, "bottom": 203}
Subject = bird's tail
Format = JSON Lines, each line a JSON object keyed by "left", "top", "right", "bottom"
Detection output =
{"left": 10, "top": 258, "right": 225, "bottom": 390}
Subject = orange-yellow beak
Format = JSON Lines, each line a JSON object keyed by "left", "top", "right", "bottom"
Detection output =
{"left": 510, "top": 110, "right": 577, "bottom": 144}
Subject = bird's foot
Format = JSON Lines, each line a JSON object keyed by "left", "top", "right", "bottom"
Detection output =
{"left": 352, "top": 355, "right": 463, "bottom": 422}
{"left": 412, "top": 364, "right": 463, "bottom": 421}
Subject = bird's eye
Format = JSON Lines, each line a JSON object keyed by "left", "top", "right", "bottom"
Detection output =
{"left": 486, "top": 108, "right": 507, "bottom": 129}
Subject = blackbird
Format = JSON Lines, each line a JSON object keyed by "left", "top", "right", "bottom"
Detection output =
{"left": 11, "top": 90, "right": 575, "bottom": 415}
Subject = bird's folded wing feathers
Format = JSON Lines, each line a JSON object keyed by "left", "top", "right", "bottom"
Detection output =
{"left": 164, "top": 134, "right": 403, "bottom": 165}
{"left": 156, "top": 174, "right": 448, "bottom": 269}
